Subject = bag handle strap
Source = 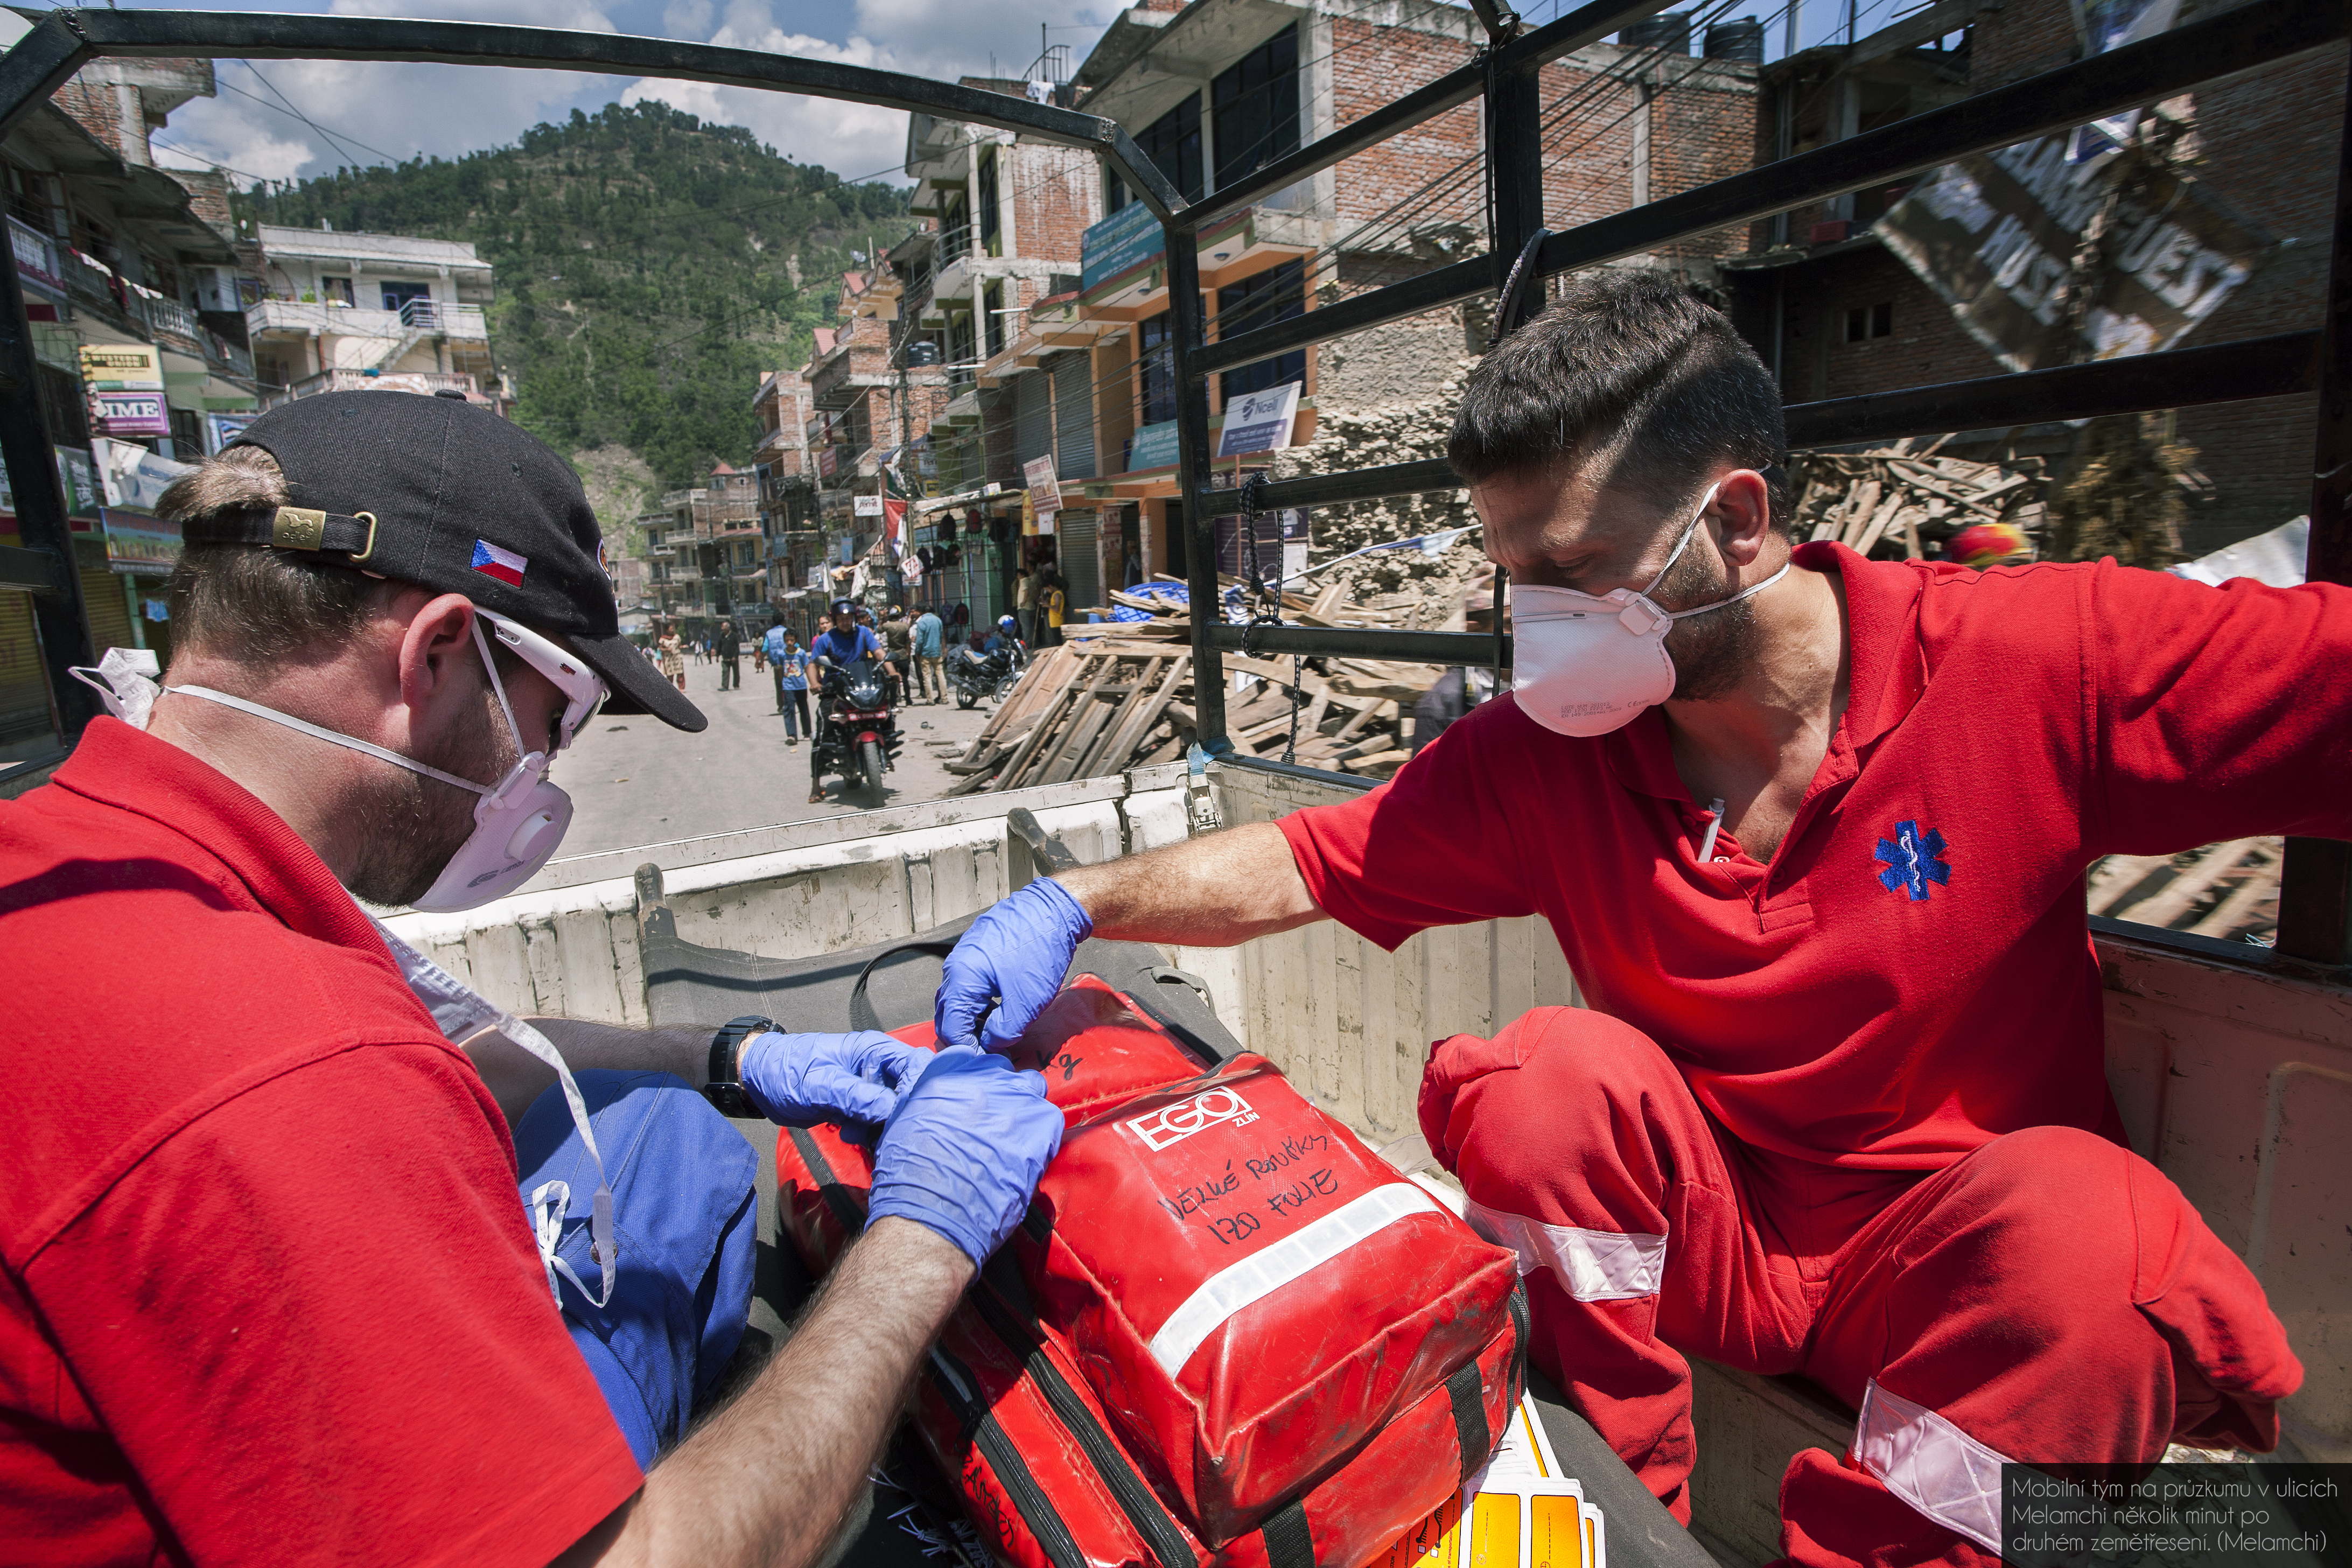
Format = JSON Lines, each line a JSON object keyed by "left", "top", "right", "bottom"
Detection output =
{"left": 846, "top": 936, "right": 963, "bottom": 1034}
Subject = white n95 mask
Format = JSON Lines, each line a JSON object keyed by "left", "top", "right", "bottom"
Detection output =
{"left": 1510, "top": 482, "right": 1791, "bottom": 738}
{"left": 154, "top": 610, "right": 598, "bottom": 912}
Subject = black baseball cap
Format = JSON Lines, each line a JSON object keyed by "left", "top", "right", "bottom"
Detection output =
{"left": 202, "top": 390, "right": 704, "bottom": 731}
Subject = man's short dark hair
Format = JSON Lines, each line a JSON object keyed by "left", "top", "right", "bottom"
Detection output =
{"left": 158, "top": 446, "right": 401, "bottom": 666}
{"left": 1449, "top": 269, "right": 1788, "bottom": 530}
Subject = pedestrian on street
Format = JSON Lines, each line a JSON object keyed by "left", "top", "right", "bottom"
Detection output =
{"left": 774, "top": 630, "right": 811, "bottom": 746}
{"left": 716, "top": 620, "right": 742, "bottom": 691}
{"left": 761, "top": 617, "right": 789, "bottom": 711}
{"left": 1015, "top": 566, "right": 1039, "bottom": 645}
{"left": 1040, "top": 573, "right": 1067, "bottom": 647}
{"left": 912, "top": 606, "right": 944, "bottom": 704}
{"left": 881, "top": 605, "right": 914, "bottom": 705}
{"left": 657, "top": 624, "right": 686, "bottom": 692}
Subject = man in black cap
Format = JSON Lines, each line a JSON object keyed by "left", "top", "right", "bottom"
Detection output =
{"left": 0, "top": 392, "right": 1064, "bottom": 1568}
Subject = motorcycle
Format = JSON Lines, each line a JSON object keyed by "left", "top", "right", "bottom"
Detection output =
{"left": 810, "top": 655, "right": 903, "bottom": 801}
{"left": 944, "top": 640, "right": 1026, "bottom": 709}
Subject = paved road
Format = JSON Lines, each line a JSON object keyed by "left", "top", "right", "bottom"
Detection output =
{"left": 552, "top": 655, "right": 998, "bottom": 865}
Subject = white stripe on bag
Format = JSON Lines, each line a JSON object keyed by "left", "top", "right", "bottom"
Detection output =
{"left": 1147, "top": 1184, "right": 1441, "bottom": 1375}
{"left": 1854, "top": 1378, "right": 2012, "bottom": 1552}
{"left": 1461, "top": 1198, "right": 1667, "bottom": 1301}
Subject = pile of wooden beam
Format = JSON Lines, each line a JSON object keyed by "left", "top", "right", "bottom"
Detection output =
{"left": 2090, "top": 839, "right": 2281, "bottom": 944}
{"left": 935, "top": 580, "right": 1459, "bottom": 793}
{"left": 1789, "top": 437, "right": 2049, "bottom": 559}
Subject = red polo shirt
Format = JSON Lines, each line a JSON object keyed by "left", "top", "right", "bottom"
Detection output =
{"left": 1281, "top": 543, "right": 2352, "bottom": 1168}
{"left": 0, "top": 720, "right": 641, "bottom": 1565}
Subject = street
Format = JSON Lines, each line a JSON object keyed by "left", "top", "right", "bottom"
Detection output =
{"left": 551, "top": 653, "right": 999, "bottom": 865}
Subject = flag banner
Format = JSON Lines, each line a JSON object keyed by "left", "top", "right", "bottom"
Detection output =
{"left": 1875, "top": 138, "right": 2270, "bottom": 373}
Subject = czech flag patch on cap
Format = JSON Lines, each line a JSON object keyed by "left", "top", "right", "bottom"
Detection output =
{"left": 471, "top": 538, "right": 528, "bottom": 586}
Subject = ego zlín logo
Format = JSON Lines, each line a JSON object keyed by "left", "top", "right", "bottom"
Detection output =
{"left": 1125, "top": 1087, "right": 1258, "bottom": 1152}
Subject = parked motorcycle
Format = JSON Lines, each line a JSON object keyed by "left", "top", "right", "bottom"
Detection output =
{"left": 945, "top": 640, "right": 1025, "bottom": 709}
{"left": 810, "top": 655, "right": 903, "bottom": 801}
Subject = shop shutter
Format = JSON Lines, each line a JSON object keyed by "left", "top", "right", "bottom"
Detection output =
{"left": 1057, "top": 509, "right": 1100, "bottom": 620}
{"left": 81, "top": 566, "right": 134, "bottom": 655}
{"left": 1053, "top": 352, "right": 1096, "bottom": 480}
{"left": 1014, "top": 368, "right": 1052, "bottom": 467}
{"left": 0, "top": 590, "right": 55, "bottom": 748}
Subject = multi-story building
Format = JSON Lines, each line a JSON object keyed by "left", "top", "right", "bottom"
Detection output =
{"left": 2, "top": 51, "right": 267, "bottom": 766}
{"left": 639, "top": 464, "right": 764, "bottom": 627}
{"left": 878, "top": 0, "right": 1756, "bottom": 626}
{"left": 752, "top": 367, "right": 823, "bottom": 627}
{"left": 246, "top": 225, "right": 507, "bottom": 410}
{"left": 1724, "top": 0, "right": 2336, "bottom": 553}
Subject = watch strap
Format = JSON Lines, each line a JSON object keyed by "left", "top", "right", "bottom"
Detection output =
{"left": 704, "top": 1014, "right": 774, "bottom": 1120}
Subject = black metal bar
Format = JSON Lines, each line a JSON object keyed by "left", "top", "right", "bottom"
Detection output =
{"left": 0, "top": 8, "right": 1187, "bottom": 220}
{"left": 1786, "top": 332, "right": 2321, "bottom": 450}
{"left": 0, "top": 15, "right": 91, "bottom": 140}
{"left": 1466, "top": 0, "right": 1522, "bottom": 41}
{"left": 1505, "top": 0, "right": 1680, "bottom": 68}
{"left": 1186, "top": 62, "right": 1488, "bottom": 233}
{"left": 1169, "top": 240, "right": 1226, "bottom": 747}
{"left": 1196, "top": 256, "right": 1489, "bottom": 378}
{"left": 0, "top": 542, "right": 69, "bottom": 596}
{"left": 0, "top": 230, "right": 96, "bottom": 738}
{"left": 2277, "top": 41, "right": 2352, "bottom": 968}
{"left": 1534, "top": 0, "right": 2346, "bottom": 282}
{"left": 1198, "top": 0, "right": 2345, "bottom": 378}
{"left": 1209, "top": 625, "right": 1511, "bottom": 666}
{"left": 1251, "top": 458, "right": 1461, "bottom": 512}
{"left": 1487, "top": 50, "right": 1543, "bottom": 703}
{"left": 1241, "top": 334, "right": 2318, "bottom": 514}
{"left": 1179, "top": 0, "right": 1675, "bottom": 233}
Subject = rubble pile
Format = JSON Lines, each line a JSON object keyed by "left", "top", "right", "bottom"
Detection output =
{"left": 1788, "top": 437, "right": 2053, "bottom": 559}
{"left": 935, "top": 579, "right": 1480, "bottom": 792}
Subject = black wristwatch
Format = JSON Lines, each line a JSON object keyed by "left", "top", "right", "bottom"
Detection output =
{"left": 704, "top": 1014, "right": 774, "bottom": 1119}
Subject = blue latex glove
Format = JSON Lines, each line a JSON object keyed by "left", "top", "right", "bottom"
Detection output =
{"left": 738, "top": 1030, "right": 933, "bottom": 1128}
{"left": 869, "top": 1048, "right": 1063, "bottom": 1268}
{"left": 935, "top": 877, "right": 1093, "bottom": 1052}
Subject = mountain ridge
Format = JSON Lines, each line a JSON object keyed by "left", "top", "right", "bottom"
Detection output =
{"left": 236, "top": 101, "right": 913, "bottom": 514}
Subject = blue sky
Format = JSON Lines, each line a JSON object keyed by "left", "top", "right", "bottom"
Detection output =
{"left": 94, "top": 0, "right": 1926, "bottom": 190}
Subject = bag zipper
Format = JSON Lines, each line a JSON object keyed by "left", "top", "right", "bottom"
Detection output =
{"left": 929, "top": 1343, "right": 1091, "bottom": 1568}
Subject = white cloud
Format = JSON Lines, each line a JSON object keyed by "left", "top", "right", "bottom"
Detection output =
{"left": 142, "top": 0, "right": 1118, "bottom": 188}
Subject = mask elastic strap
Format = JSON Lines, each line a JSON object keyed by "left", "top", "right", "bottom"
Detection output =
{"left": 167, "top": 684, "right": 489, "bottom": 795}
{"left": 1639, "top": 482, "right": 1723, "bottom": 597}
{"left": 471, "top": 617, "right": 524, "bottom": 752}
{"left": 1660, "top": 559, "right": 1795, "bottom": 623}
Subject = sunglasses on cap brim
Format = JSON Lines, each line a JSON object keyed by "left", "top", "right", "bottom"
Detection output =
{"left": 477, "top": 605, "right": 606, "bottom": 753}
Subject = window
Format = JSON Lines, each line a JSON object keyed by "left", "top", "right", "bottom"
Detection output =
{"left": 1139, "top": 310, "right": 1177, "bottom": 425}
{"left": 982, "top": 280, "right": 1004, "bottom": 359}
{"left": 977, "top": 148, "right": 1000, "bottom": 257}
{"left": 940, "top": 188, "right": 970, "bottom": 262}
{"left": 1845, "top": 302, "right": 1893, "bottom": 342}
{"left": 1213, "top": 24, "right": 1301, "bottom": 193}
{"left": 1217, "top": 261, "right": 1306, "bottom": 403}
{"left": 1113, "top": 94, "right": 1203, "bottom": 210}
{"left": 381, "top": 281, "right": 431, "bottom": 314}
{"left": 948, "top": 307, "right": 976, "bottom": 384}
{"left": 319, "top": 276, "right": 355, "bottom": 307}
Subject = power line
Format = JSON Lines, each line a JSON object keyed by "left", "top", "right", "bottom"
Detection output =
{"left": 226, "top": 62, "right": 409, "bottom": 169}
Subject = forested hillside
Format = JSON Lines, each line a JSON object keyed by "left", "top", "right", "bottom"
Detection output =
{"left": 238, "top": 102, "right": 912, "bottom": 493}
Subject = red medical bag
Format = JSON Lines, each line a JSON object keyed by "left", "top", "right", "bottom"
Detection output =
{"left": 778, "top": 975, "right": 1527, "bottom": 1568}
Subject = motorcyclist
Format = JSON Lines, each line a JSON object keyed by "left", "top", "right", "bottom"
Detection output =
{"left": 809, "top": 599, "right": 884, "bottom": 805}
{"left": 983, "top": 614, "right": 1020, "bottom": 661}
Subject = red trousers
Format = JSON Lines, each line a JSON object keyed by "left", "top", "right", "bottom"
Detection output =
{"left": 1417, "top": 1008, "right": 2301, "bottom": 1568}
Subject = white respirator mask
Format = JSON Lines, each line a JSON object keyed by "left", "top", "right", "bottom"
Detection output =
{"left": 82, "top": 606, "right": 607, "bottom": 912}
{"left": 1509, "top": 482, "right": 1791, "bottom": 738}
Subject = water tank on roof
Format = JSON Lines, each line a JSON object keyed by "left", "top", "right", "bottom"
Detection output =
{"left": 1619, "top": 13, "right": 1692, "bottom": 53}
{"left": 1705, "top": 18, "right": 1766, "bottom": 61}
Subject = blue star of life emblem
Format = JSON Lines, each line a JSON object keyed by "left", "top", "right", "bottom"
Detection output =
{"left": 1874, "top": 820, "right": 1951, "bottom": 901}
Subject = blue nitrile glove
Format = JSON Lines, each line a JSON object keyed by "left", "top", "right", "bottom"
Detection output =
{"left": 935, "top": 877, "right": 1094, "bottom": 1052}
{"left": 737, "top": 1030, "right": 933, "bottom": 1128}
{"left": 869, "top": 1048, "right": 1063, "bottom": 1268}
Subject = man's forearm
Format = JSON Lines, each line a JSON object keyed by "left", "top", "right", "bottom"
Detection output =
{"left": 561, "top": 1217, "right": 971, "bottom": 1568}
{"left": 467, "top": 1019, "right": 710, "bottom": 1130}
{"left": 1056, "top": 821, "right": 1324, "bottom": 947}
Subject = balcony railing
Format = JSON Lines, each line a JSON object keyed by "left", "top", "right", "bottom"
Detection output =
{"left": 264, "top": 368, "right": 480, "bottom": 408}
{"left": 9, "top": 217, "right": 60, "bottom": 295}
{"left": 248, "top": 297, "right": 488, "bottom": 341}
{"left": 142, "top": 296, "right": 201, "bottom": 344}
